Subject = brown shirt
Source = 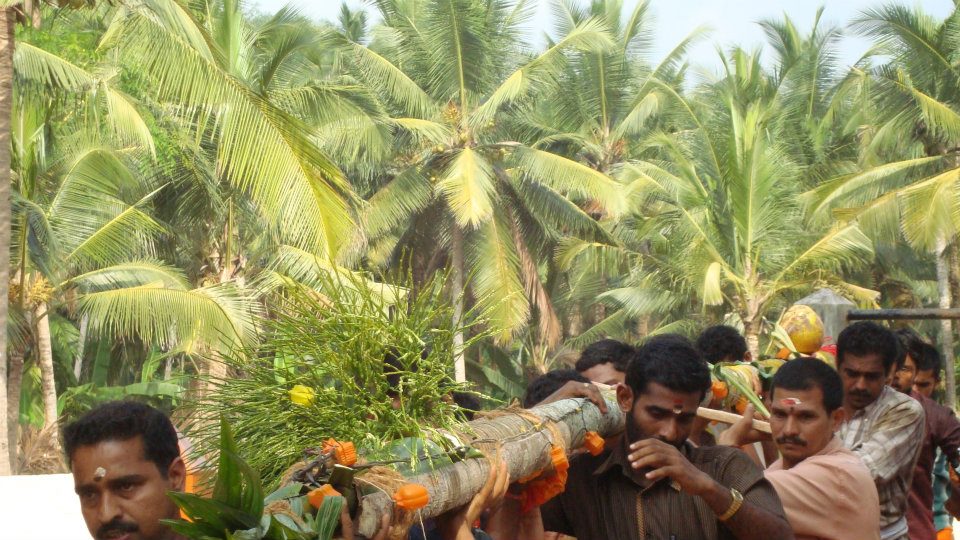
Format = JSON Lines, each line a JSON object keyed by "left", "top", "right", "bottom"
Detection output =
{"left": 541, "top": 437, "right": 787, "bottom": 540}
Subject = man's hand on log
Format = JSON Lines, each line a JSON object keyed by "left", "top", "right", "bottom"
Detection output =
{"left": 339, "top": 506, "right": 389, "bottom": 540}
{"left": 536, "top": 381, "right": 608, "bottom": 414}
{"left": 627, "top": 439, "right": 714, "bottom": 496}
{"left": 715, "top": 405, "right": 771, "bottom": 447}
{"left": 437, "top": 460, "right": 510, "bottom": 540}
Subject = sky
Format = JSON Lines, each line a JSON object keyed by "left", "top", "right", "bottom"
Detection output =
{"left": 248, "top": 0, "right": 955, "bottom": 77}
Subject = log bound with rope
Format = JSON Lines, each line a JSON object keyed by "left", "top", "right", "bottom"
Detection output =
{"left": 356, "top": 387, "right": 624, "bottom": 536}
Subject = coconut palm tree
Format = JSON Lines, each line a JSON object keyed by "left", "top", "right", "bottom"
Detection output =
{"left": 325, "top": 0, "right": 622, "bottom": 379}
{"left": 98, "top": 0, "right": 355, "bottom": 260}
{"left": 570, "top": 48, "right": 874, "bottom": 358}
{"left": 3, "top": 35, "right": 261, "bottom": 466}
{"left": 805, "top": 2, "right": 960, "bottom": 404}
{"left": 514, "top": 0, "right": 700, "bottom": 340}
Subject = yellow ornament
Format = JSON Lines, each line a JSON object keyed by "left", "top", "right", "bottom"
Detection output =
{"left": 288, "top": 385, "right": 315, "bottom": 407}
{"left": 780, "top": 305, "right": 825, "bottom": 354}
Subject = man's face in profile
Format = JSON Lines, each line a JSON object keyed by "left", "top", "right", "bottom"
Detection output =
{"left": 72, "top": 436, "right": 185, "bottom": 540}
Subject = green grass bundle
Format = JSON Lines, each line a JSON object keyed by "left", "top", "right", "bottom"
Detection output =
{"left": 189, "top": 271, "right": 488, "bottom": 486}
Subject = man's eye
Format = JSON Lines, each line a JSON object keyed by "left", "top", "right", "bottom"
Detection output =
{"left": 118, "top": 482, "right": 136, "bottom": 492}
{"left": 772, "top": 411, "right": 787, "bottom": 419}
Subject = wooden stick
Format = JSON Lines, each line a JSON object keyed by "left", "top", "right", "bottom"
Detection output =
{"left": 698, "top": 407, "right": 772, "bottom": 434}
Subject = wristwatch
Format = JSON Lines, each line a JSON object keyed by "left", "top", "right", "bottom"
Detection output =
{"left": 717, "top": 487, "right": 744, "bottom": 522}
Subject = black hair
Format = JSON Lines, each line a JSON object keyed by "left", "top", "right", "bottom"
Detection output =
{"left": 451, "top": 391, "right": 481, "bottom": 421}
{"left": 626, "top": 334, "right": 711, "bottom": 400}
{"left": 574, "top": 339, "right": 635, "bottom": 374}
{"left": 695, "top": 325, "right": 748, "bottom": 364}
{"left": 523, "top": 369, "right": 589, "bottom": 408}
{"left": 895, "top": 327, "right": 925, "bottom": 370}
{"left": 771, "top": 358, "right": 843, "bottom": 413}
{"left": 836, "top": 321, "right": 901, "bottom": 373}
{"left": 63, "top": 401, "right": 179, "bottom": 476}
{"left": 917, "top": 342, "right": 943, "bottom": 376}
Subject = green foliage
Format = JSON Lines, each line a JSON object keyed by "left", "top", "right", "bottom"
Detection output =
{"left": 191, "top": 271, "right": 487, "bottom": 484}
{"left": 166, "top": 418, "right": 341, "bottom": 540}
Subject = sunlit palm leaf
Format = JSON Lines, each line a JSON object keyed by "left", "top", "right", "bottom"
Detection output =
{"left": 79, "top": 282, "right": 261, "bottom": 354}
{"left": 105, "top": 1, "right": 354, "bottom": 256}
{"left": 439, "top": 148, "right": 496, "bottom": 229}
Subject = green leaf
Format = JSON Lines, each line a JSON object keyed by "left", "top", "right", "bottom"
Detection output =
{"left": 314, "top": 495, "right": 344, "bottom": 540}
{"left": 438, "top": 148, "right": 496, "bottom": 229}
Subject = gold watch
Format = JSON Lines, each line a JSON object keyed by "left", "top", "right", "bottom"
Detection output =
{"left": 717, "top": 487, "right": 744, "bottom": 522}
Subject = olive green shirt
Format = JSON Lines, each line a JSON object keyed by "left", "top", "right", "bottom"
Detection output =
{"left": 541, "top": 438, "right": 786, "bottom": 540}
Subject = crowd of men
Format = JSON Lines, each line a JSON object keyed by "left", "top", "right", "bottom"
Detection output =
{"left": 63, "top": 321, "right": 960, "bottom": 540}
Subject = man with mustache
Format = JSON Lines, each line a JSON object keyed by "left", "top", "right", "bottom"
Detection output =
{"left": 65, "top": 401, "right": 188, "bottom": 540}
{"left": 893, "top": 330, "right": 960, "bottom": 540}
{"left": 720, "top": 358, "right": 880, "bottom": 539}
{"left": 532, "top": 334, "right": 793, "bottom": 540}
{"left": 836, "top": 322, "right": 925, "bottom": 540}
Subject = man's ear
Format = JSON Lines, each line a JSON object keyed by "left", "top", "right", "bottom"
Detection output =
{"left": 743, "top": 351, "right": 753, "bottom": 363}
{"left": 829, "top": 408, "right": 845, "bottom": 431}
{"left": 167, "top": 456, "right": 187, "bottom": 492}
{"left": 616, "top": 384, "right": 634, "bottom": 413}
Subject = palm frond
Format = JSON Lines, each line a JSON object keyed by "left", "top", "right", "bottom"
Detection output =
{"left": 468, "top": 209, "right": 527, "bottom": 340}
{"left": 79, "top": 282, "right": 261, "bottom": 354}
{"left": 438, "top": 147, "right": 496, "bottom": 229}
{"left": 106, "top": 1, "right": 354, "bottom": 256}
{"left": 513, "top": 146, "right": 625, "bottom": 217}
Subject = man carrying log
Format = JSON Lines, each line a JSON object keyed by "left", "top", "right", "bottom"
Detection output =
{"left": 574, "top": 338, "right": 634, "bottom": 385}
{"left": 504, "top": 334, "right": 793, "bottom": 540}
{"left": 719, "top": 358, "right": 881, "bottom": 539}
{"left": 892, "top": 329, "right": 960, "bottom": 540}
{"left": 836, "top": 322, "right": 925, "bottom": 540}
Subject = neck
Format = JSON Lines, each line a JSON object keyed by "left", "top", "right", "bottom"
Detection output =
{"left": 842, "top": 402, "right": 861, "bottom": 420}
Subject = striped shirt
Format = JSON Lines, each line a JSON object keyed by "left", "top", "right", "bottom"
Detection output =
{"left": 838, "top": 386, "right": 924, "bottom": 539}
{"left": 540, "top": 437, "right": 786, "bottom": 540}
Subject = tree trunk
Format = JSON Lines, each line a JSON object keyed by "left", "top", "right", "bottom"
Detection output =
{"left": 742, "top": 313, "right": 762, "bottom": 362}
{"left": 450, "top": 225, "right": 466, "bottom": 382}
{"left": 0, "top": 7, "right": 15, "bottom": 476}
{"left": 34, "top": 304, "right": 59, "bottom": 447}
{"left": 936, "top": 237, "right": 956, "bottom": 410}
{"left": 6, "top": 348, "right": 21, "bottom": 471}
{"left": 356, "top": 390, "right": 625, "bottom": 536}
{"left": 73, "top": 314, "right": 88, "bottom": 382}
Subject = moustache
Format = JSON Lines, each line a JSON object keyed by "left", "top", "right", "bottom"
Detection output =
{"left": 849, "top": 390, "right": 872, "bottom": 400}
{"left": 95, "top": 519, "right": 138, "bottom": 540}
{"left": 776, "top": 436, "right": 807, "bottom": 447}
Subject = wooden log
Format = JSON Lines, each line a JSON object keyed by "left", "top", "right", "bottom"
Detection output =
{"left": 356, "top": 389, "right": 624, "bottom": 536}
{"left": 847, "top": 308, "right": 960, "bottom": 320}
{"left": 697, "top": 407, "right": 771, "bottom": 434}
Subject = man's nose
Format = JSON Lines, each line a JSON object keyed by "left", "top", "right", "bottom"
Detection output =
{"left": 658, "top": 419, "right": 679, "bottom": 442}
{"left": 854, "top": 376, "right": 869, "bottom": 390}
{"left": 97, "top": 492, "right": 123, "bottom": 524}
{"left": 782, "top": 415, "right": 799, "bottom": 436}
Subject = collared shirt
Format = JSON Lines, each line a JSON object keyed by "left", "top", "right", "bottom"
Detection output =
{"left": 540, "top": 437, "right": 786, "bottom": 540}
{"left": 838, "top": 386, "right": 925, "bottom": 538}
{"left": 906, "top": 391, "right": 960, "bottom": 540}
{"left": 766, "top": 436, "right": 880, "bottom": 540}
